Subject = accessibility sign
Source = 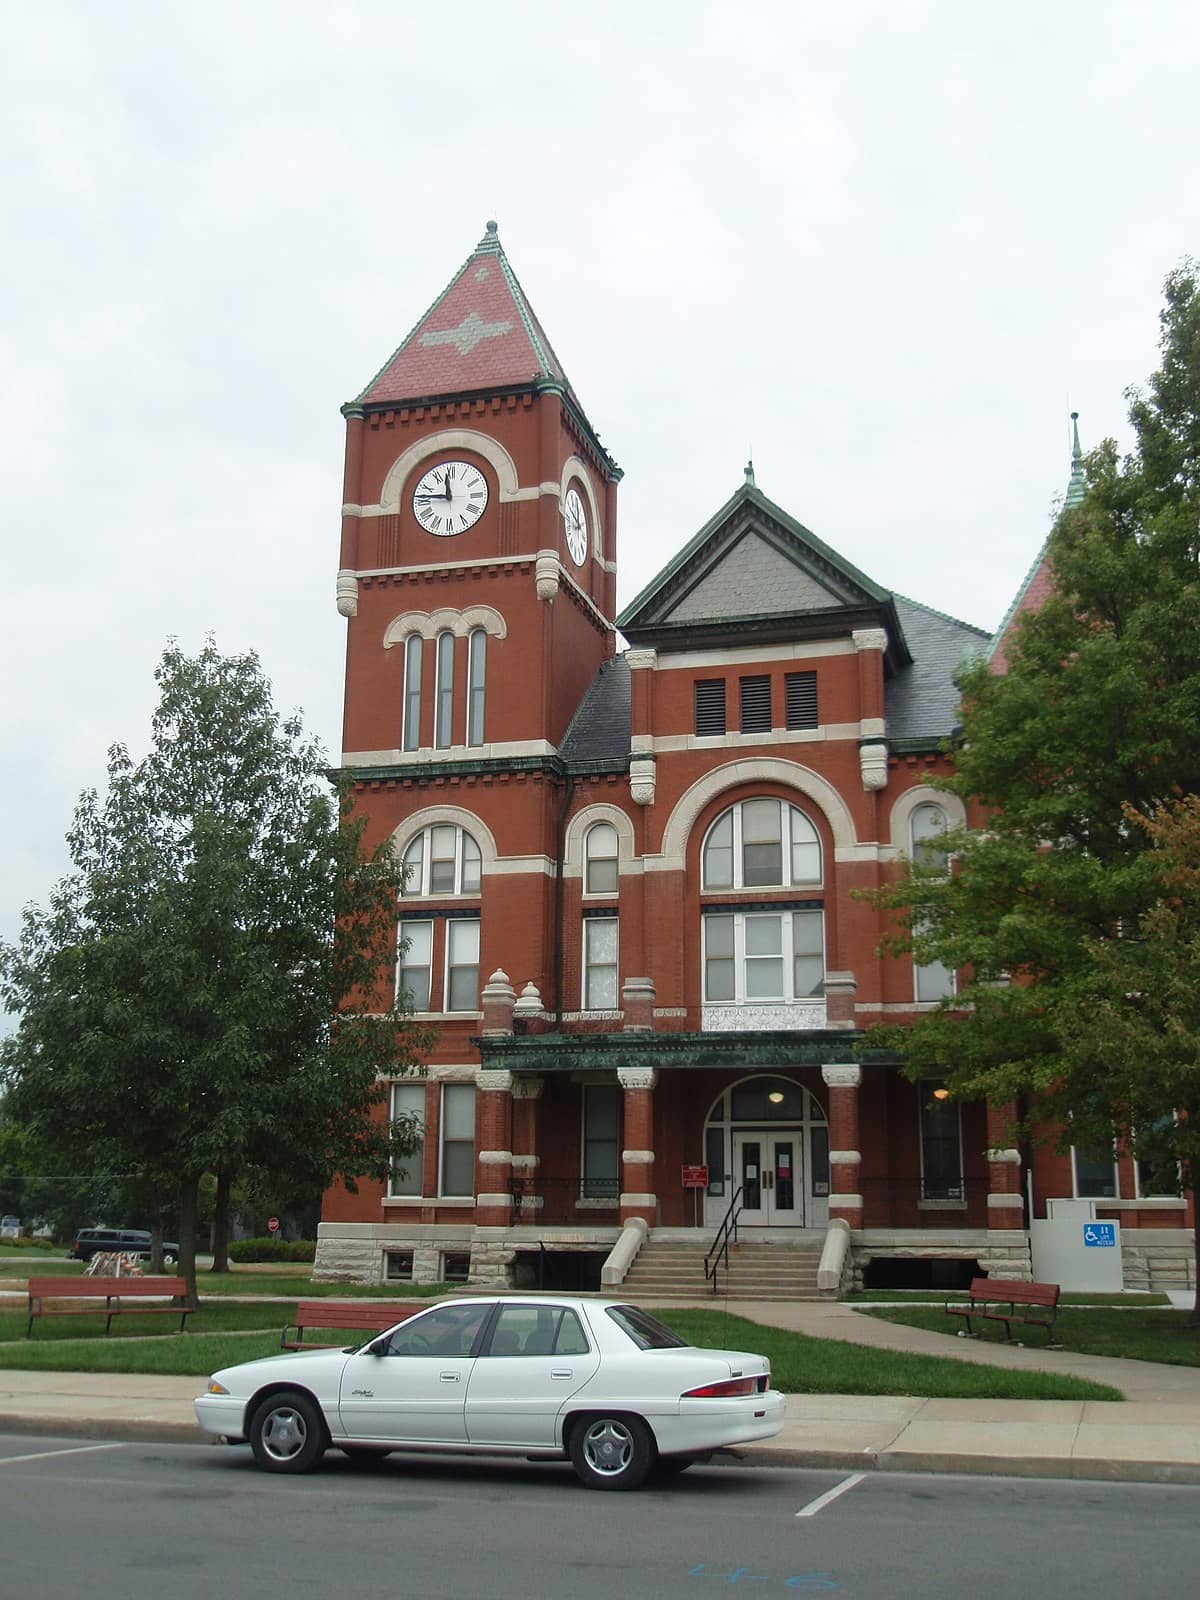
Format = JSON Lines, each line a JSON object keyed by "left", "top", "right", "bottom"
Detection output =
{"left": 1082, "top": 1222, "right": 1117, "bottom": 1248}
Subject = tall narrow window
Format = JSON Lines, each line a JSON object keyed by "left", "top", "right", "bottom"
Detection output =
{"left": 911, "top": 802, "right": 950, "bottom": 872}
{"left": 389, "top": 1082, "right": 426, "bottom": 1197}
{"left": 739, "top": 674, "right": 772, "bottom": 733}
{"left": 396, "top": 920, "right": 433, "bottom": 1010}
{"left": 445, "top": 918, "right": 480, "bottom": 1012}
{"left": 467, "top": 628, "right": 487, "bottom": 746}
{"left": 919, "top": 1082, "right": 963, "bottom": 1200}
{"left": 434, "top": 630, "right": 455, "bottom": 749}
{"left": 583, "top": 916, "right": 618, "bottom": 1009}
{"left": 582, "top": 1084, "right": 620, "bottom": 1200}
{"left": 694, "top": 678, "right": 726, "bottom": 736}
{"left": 914, "top": 921, "right": 954, "bottom": 1003}
{"left": 584, "top": 822, "right": 619, "bottom": 895}
{"left": 440, "top": 1083, "right": 476, "bottom": 1197}
{"left": 785, "top": 670, "right": 818, "bottom": 729}
{"left": 402, "top": 634, "right": 423, "bottom": 751}
{"left": 702, "top": 910, "right": 825, "bottom": 1004}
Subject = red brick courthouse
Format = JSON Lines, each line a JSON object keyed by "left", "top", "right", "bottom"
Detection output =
{"left": 316, "top": 224, "right": 1195, "bottom": 1296}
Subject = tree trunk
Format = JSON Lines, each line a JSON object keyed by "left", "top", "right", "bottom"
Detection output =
{"left": 178, "top": 1174, "right": 200, "bottom": 1308}
{"left": 146, "top": 1181, "right": 165, "bottom": 1275}
{"left": 210, "top": 1171, "right": 232, "bottom": 1274}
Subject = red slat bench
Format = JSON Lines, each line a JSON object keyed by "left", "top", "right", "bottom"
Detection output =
{"left": 26, "top": 1276, "right": 193, "bottom": 1337}
{"left": 281, "top": 1301, "right": 419, "bottom": 1350}
{"left": 945, "top": 1277, "right": 1061, "bottom": 1345}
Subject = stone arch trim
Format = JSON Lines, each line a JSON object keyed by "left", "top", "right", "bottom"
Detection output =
{"left": 563, "top": 801, "right": 638, "bottom": 881}
{"left": 657, "top": 759, "right": 859, "bottom": 865}
{"left": 389, "top": 805, "right": 499, "bottom": 876}
{"left": 383, "top": 605, "right": 507, "bottom": 649}
{"left": 378, "top": 429, "right": 521, "bottom": 511}
{"left": 888, "top": 786, "right": 967, "bottom": 853}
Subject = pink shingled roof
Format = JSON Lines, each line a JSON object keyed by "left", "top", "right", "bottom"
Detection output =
{"left": 356, "top": 228, "right": 571, "bottom": 405}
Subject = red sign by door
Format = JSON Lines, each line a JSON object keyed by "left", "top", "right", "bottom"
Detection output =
{"left": 681, "top": 1165, "right": 709, "bottom": 1189}
{"left": 267, "top": 1217, "right": 280, "bottom": 1234}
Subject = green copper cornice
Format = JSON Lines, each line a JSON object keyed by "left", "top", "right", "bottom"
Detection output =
{"left": 474, "top": 1029, "right": 903, "bottom": 1072}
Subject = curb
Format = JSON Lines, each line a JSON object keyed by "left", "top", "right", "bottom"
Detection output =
{"left": 2, "top": 1417, "right": 1197, "bottom": 1486}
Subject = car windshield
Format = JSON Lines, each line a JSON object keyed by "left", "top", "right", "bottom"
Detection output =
{"left": 605, "top": 1305, "right": 689, "bottom": 1350}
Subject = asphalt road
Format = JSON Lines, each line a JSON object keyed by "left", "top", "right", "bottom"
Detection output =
{"left": 1, "top": 1434, "right": 1196, "bottom": 1599}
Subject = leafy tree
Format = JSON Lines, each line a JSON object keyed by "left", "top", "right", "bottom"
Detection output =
{"left": 0, "top": 641, "right": 428, "bottom": 1300}
{"left": 869, "top": 262, "right": 1200, "bottom": 1322}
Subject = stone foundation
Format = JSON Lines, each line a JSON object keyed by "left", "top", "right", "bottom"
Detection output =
{"left": 1120, "top": 1230, "right": 1197, "bottom": 1294}
{"left": 315, "top": 1221, "right": 621, "bottom": 1287}
{"left": 849, "top": 1229, "right": 1032, "bottom": 1290}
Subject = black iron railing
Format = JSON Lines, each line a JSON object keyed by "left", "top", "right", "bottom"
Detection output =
{"left": 704, "top": 1184, "right": 743, "bottom": 1294}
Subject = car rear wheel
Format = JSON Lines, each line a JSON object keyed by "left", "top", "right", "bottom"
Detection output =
{"left": 162, "top": 1253, "right": 177, "bottom": 1267}
{"left": 569, "top": 1414, "right": 655, "bottom": 1491}
{"left": 249, "top": 1390, "right": 327, "bottom": 1474}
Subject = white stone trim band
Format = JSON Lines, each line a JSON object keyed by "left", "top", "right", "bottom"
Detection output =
{"left": 986, "top": 1193, "right": 1024, "bottom": 1209}
{"left": 987, "top": 1149, "right": 1022, "bottom": 1165}
{"left": 828, "top": 1150, "right": 861, "bottom": 1165}
{"left": 621, "top": 1150, "right": 655, "bottom": 1164}
{"left": 618, "top": 1194, "right": 657, "bottom": 1208}
{"left": 477, "top": 1150, "right": 513, "bottom": 1165}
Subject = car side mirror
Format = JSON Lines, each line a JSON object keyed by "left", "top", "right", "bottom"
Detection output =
{"left": 365, "top": 1336, "right": 389, "bottom": 1357}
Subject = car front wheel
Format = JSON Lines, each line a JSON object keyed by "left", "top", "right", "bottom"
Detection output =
{"left": 249, "top": 1390, "right": 327, "bottom": 1474}
{"left": 569, "top": 1414, "right": 655, "bottom": 1491}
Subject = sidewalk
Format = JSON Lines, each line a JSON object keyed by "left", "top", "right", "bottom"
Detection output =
{"left": 1, "top": 1295, "right": 1198, "bottom": 1484}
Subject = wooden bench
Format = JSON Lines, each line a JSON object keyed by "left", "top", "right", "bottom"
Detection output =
{"left": 280, "top": 1301, "right": 418, "bottom": 1350}
{"left": 945, "top": 1277, "right": 1061, "bottom": 1345}
{"left": 26, "top": 1276, "right": 193, "bottom": 1337}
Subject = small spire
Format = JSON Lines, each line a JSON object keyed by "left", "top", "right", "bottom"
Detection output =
{"left": 1064, "top": 410, "right": 1086, "bottom": 508}
{"left": 477, "top": 219, "right": 502, "bottom": 254}
{"left": 744, "top": 458, "right": 756, "bottom": 487}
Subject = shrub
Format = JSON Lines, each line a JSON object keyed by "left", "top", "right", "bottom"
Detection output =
{"left": 228, "top": 1238, "right": 316, "bottom": 1263}
{"left": 0, "top": 1236, "right": 60, "bottom": 1251}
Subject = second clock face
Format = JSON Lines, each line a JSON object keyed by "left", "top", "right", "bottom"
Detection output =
{"left": 412, "top": 461, "right": 489, "bottom": 536}
{"left": 564, "top": 486, "right": 588, "bottom": 565}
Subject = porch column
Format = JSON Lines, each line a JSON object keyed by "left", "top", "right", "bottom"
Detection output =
{"left": 986, "top": 1098, "right": 1024, "bottom": 1230}
{"left": 822, "top": 1064, "right": 863, "bottom": 1228}
{"left": 474, "top": 1068, "right": 514, "bottom": 1228}
{"left": 617, "top": 1067, "right": 658, "bottom": 1227}
{"left": 510, "top": 1076, "right": 543, "bottom": 1221}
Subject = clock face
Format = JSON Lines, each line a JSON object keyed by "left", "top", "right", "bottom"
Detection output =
{"left": 411, "top": 461, "right": 489, "bottom": 536}
{"left": 563, "top": 486, "right": 588, "bottom": 565}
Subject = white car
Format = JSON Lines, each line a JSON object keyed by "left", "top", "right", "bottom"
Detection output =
{"left": 195, "top": 1295, "right": 785, "bottom": 1490}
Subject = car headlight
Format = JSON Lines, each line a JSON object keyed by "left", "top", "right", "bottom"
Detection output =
{"left": 206, "top": 1380, "right": 231, "bottom": 1395}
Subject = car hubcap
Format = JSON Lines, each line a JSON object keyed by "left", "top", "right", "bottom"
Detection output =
{"left": 583, "top": 1420, "right": 634, "bottom": 1476}
{"left": 262, "top": 1407, "right": 307, "bottom": 1461}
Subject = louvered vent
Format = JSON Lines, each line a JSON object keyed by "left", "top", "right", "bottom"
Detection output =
{"left": 694, "top": 678, "right": 727, "bottom": 736}
{"left": 785, "top": 671, "right": 818, "bottom": 729}
{"left": 739, "top": 675, "right": 772, "bottom": 733}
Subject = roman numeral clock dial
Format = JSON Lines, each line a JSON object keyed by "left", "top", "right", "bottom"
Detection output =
{"left": 412, "top": 461, "right": 489, "bottom": 536}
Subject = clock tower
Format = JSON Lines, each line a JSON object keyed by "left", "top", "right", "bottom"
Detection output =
{"left": 336, "top": 221, "right": 622, "bottom": 767}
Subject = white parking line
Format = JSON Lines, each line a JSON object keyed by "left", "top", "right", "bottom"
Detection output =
{"left": 795, "top": 1471, "right": 867, "bottom": 1518}
{"left": 0, "top": 1442, "right": 127, "bottom": 1467}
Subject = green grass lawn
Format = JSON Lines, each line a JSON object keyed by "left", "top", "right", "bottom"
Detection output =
{"left": 191, "top": 1273, "right": 450, "bottom": 1299}
{"left": 0, "top": 1300, "right": 1120, "bottom": 1397}
{"left": 651, "top": 1308, "right": 1121, "bottom": 1400}
{"left": 846, "top": 1289, "right": 1169, "bottom": 1306}
{"left": 862, "top": 1305, "right": 1200, "bottom": 1367}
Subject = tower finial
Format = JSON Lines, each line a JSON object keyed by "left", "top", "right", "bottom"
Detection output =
{"left": 1064, "top": 411, "right": 1086, "bottom": 509}
{"left": 744, "top": 457, "right": 756, "bottom": 487}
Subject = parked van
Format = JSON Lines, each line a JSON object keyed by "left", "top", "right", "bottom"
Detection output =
{"left": 70, "top": 1228, "right": 179, "bottom": 1265}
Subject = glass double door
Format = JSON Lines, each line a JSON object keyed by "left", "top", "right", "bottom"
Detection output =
{"left": 733, "top": 1131, "right": 802, "bottom": 1225}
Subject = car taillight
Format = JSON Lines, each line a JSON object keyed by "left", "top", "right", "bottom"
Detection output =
{"left": 681, "top": 1376, "right": 764, "bottom": 1399}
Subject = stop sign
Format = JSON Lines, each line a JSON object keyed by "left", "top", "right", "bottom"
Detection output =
{"left": 267, "top": 1216, "right": 280, "bottom": 1234}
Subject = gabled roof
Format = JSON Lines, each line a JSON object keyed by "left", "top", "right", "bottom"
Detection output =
{"left": 986, "top": 414, "right": 1084, "bottom": 672}
{"left": 350, "top": 221, "right": 578, "bottom": 410}
{"left": 558, "top": 654, "right": 631, "bottom": 767}
{"left": 617, "top": 475, "right": 912, "bottom": 669}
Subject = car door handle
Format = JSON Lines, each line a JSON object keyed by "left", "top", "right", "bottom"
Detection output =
{"left": 439, "top": 1372, "right": 461, "bottom": 1382}
{"left": 550, "top": 1369, "right": 573, "bottom": 1379}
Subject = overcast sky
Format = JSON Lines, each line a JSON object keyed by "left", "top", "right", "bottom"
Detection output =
{"left": 3, "top": 1, "right": 1198, "bottom": 981}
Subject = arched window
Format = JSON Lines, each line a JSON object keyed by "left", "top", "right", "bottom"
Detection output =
{"left": 584, "top": 822, "right": 619, "bottom": 896}
{"left": 401, "top": 824, "right": 482, "bottom": 897}
{"left": 434, "top": 631, "right": 455, "bottom": 749}
{"left": 911, "top": 802, "right": 949, "bottom": 873}
{"left": 467, "top": 628, "right": 487, "bottom": 747}
{"left": 402, "top": 635, "right": 423, "bottom": 752}
{"left": 702, "top": 798, "right": 821, "bottom": 890}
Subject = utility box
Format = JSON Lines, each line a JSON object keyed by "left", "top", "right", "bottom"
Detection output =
{"left": 1031, "top": 1198, "right": 1123, "bottom": 1292}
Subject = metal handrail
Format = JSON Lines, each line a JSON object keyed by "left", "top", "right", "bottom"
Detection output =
{"left": 703, "top": 1185, "right": 743, "bottom": 1294}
